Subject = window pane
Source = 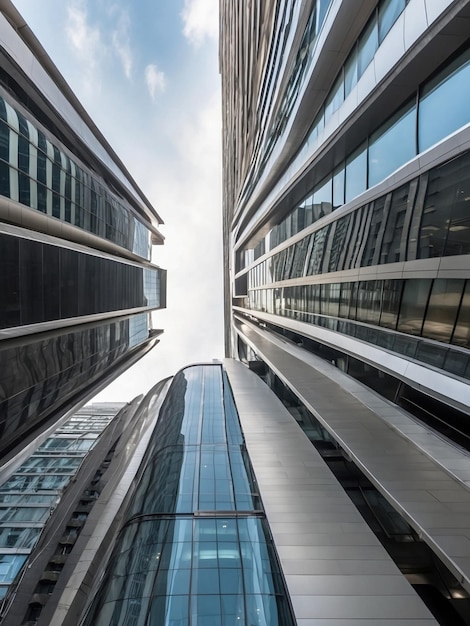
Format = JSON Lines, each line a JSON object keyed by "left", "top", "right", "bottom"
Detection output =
{"left": 361, "top": 195, "right": 387, "bottom": 266}
{"left": 397, "top": 279, "right": 432, "bottom": 335}
{"left": 378, "top": 0, "right": 406, "bottom": 43}
{"left": 344, "top": 46, "right": 358, "bottom": 97}
{"left": 419, "top": 48, "right": 470, "bottom": 152}
{"left": 380, "top": 184, "right": 411, "bottom": 263}
{"left": 332, "top": 165, "right": 345, "bottom": 209}
{"left": 418, "top": 159, "right": 456, "bottom": 259}
{"left": 422, "top": 279, "right": 464, "bottom": 343}
{"left": 452, "top": 281, "right": 470, "bottom": 348}
{"left": 357, "top": 13, "right": 378, "bottom": 77}
{"left": 312, "top": 175, "right": 332, "bottom": 220}
{"left": 324, "top": 73, "right": 344, "bottom": 120}
{"left": 345, "top": 144, "right": 367, "bottom": 203}
{"left": 379, "top": 279, "right": 403, "bottom": 329}
{"left": 445, "top": 152, "right": 470, "bottom": 257}
{"left": 368, "top": 103, "right": 416, "bottom": 187}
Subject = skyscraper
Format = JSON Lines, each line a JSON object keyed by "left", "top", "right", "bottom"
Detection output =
{"left": 0, "top": 1, "right": 166, "bottom": 467}
{"left": 221, "top": 0, "right": 470, "bottom": 622}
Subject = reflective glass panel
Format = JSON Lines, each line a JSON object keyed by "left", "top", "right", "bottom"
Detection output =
{"left": 419, "top": 49, "right": 470, "bottom": 152}
{"left": 397, "top": 279, "right": 432, "bottom": 335}
{"left": 368, "top": 104, "right": 416, "bottom": 187}
{"left": 345, "top": 144, "right": 367, "bottom": 203}
{"left": 422, "top": 279, "right": 464, "bottom": 343}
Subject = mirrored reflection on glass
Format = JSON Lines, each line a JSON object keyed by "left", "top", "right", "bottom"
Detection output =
{"left": 82, "top": 366, "right": 295, "bottom": 626}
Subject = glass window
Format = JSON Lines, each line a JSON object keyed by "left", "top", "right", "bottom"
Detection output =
{"left": 368, "top": 103, "right": 416, "bottom": 187}
{"left": 380, "top": 184, "right": 411, "bottom": 263}
{"left": 361, "top": 195, "right": 387, "bottom": 266}
{"left": 332, "top": 165, "right": 345, "bottom": 210}
{"left": 419, "top": 48, "right": 470, "bottom": 152}
{"left": 452, "top": 281, "right": 470, "bottom": 348}
{"left": 378, "top": 0, "right": 406, "bottom": 43}
{"left": 445, "top": 152, "right": 470, "bottom": 257}
{"left": 344, "top": 46, "right": 358, "bottom": 97}
{"left": 312, "top": 175, "right": 332, "bottom": 220}
{"left": 397, "top": 279, "right": 432, "bottom": 335}
{"left": 0, "top": 234, "right": 20, "bottom": 328}
{"left": 0, "top": 555, "right": 27, "bottom": 584}
{"left": 357, "top": 13, "right": 378, "bottom": 77}
{"left": 306, "top": 227, "right": 329, "bottom": 275}
{"left": 422, "top": 279, "right": 464, "bottom": 343}
{"left": 323, "top": 283, "right": 340, "bottom": 317}
{"left": 418, "top": 160, "right": 455, "bottom": 259}
{"left": 328, "top": 215, "right": 350, "bottom": 272}
{"left": 324, "top": 73, "right": 344, "bottom": 121}
{"left": 289, "top": 237, "right": 309, "bottom": 279}
{"left": 379, "top": 279, "right": 403, "bottom": 329}
{"left": 343, "top": 206, "right": 367, "bottom": 269}
{"left": 345, "top": 144, "right": 367, "bottom": 203}
{"left": 356, "top": 281, "right": 382, "bottom": 324}
{"left": 339, "top": 282, "right": 352, "bottom": 318}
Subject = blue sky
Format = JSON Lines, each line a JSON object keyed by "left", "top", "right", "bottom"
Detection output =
{"left": 12, "top": 0, "right": 223, "bottom": 400}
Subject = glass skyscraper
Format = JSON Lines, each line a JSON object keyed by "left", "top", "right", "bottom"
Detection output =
{"left": 221, "top": 0, "right": 470, "bottom": 623}
{"left": 0, "top": 1, "right": 166, "bottom": 467}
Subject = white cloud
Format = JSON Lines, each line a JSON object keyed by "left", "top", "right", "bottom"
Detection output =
{"left": 181, "top": 0, "right": 218, "bottom": 47}
{"left": 66, "top": 1, "right": 103, "bottom": 66}
{"left": 145, "top": 64, "right": 166, "bottom": 101}
{"left": 110, "top": 7, "right": 133, "bottom": 80}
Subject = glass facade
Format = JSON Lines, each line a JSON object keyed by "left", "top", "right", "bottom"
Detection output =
{"left": 238, "top": 145, "right": 470, "bottom": 371}
{"left": 0, "top": 95, "right": 153, "bottom": 260}
{"left": 82, "top": 365, "right": 294, "bottom": 626}
{"left": 239, "top": 44, "right": 470, "bottom": 268}
{"left": 0, "top": 404, "right": 120, "bottom": 602}
{"left": 0, "top": 314, "right": 150, "bottom": 458}
{"left": 0, "top": 233, "right": 163, "bottom": 329}
{"left": 236, "top": 0, "right": 410, "bottom": 218}
{"left": 247, "top": 277, "right": 470, "bottom": 377}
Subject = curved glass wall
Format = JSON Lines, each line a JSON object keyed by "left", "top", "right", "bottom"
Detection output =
{"left": 0, "top": 233, "right": 163, "bottom": 329}
{"left": 82, "top": 364, "right": 295, "bottom": 626}
{"left": 246, "top": 278, "right": 470, "bottom": 379}
{"left": 0, "top": 96, "right": 153, "bottom": 260}
{"left": 238, "top": 43, "right": 470, "bottom": 269}
{"left": 244, "top": 147, "right": 470, "bottom": 299}
{"left": 237, "top": 0, "right": 409, "bottom": 220}
{"left": 238, "top": 0, "right": 333, "bottom": 210}
{"left": 0, "top": 313, "right": 151, "bottom": 457}
{"left": 239, "top": 149, "right": 470, "bottom": 377}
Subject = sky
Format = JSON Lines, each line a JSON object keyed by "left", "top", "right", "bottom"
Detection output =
{"left": 12, "top": 0, "right": 224, "bottom": 401}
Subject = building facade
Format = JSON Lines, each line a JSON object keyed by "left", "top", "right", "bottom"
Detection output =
{"left": 0, "top": 403, "right": 124, "bottom": 610}
{"left": 0, "top": 1, "right": 166, "bottom": 467}
{"left": 221, "top": 0, "right": 470, "bottom": 622}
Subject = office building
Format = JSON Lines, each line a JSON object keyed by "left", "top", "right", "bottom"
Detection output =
{"left": 221, "top": 0, "right": 470, "bottom": 622}
{"left": 0, "top": 403, "right": 124, "bottom": 608}
{"left": 0, "top": 1, "right": 166, "bottom": 467}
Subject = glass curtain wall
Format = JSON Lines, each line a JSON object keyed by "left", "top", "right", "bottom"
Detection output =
{"left": 0, "top": 96, "right": 153, "bottom": 259}
{"left": 82, "top": 364, "right": 295, "bottom": 626}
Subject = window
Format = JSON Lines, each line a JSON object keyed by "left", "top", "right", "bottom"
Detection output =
{"left": 345, "top": 144, "right": 367, "bottom": 203}
{"left": 397, "top": 279, "right": 431, "bottom": 335}
{"left": 418, "top": 48, "right": 470, "bottom": 153}
{"left": 378, "top": 0, "right": 406, "bottom": 43}
{"left": 452, "top": 281, "right": 470, "bottom": 348}
{"left": 357, "top": 13, "right": 378, "bottom": 77}
{"left": 368, "top": 103, "right": 416, "bottom": 187}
